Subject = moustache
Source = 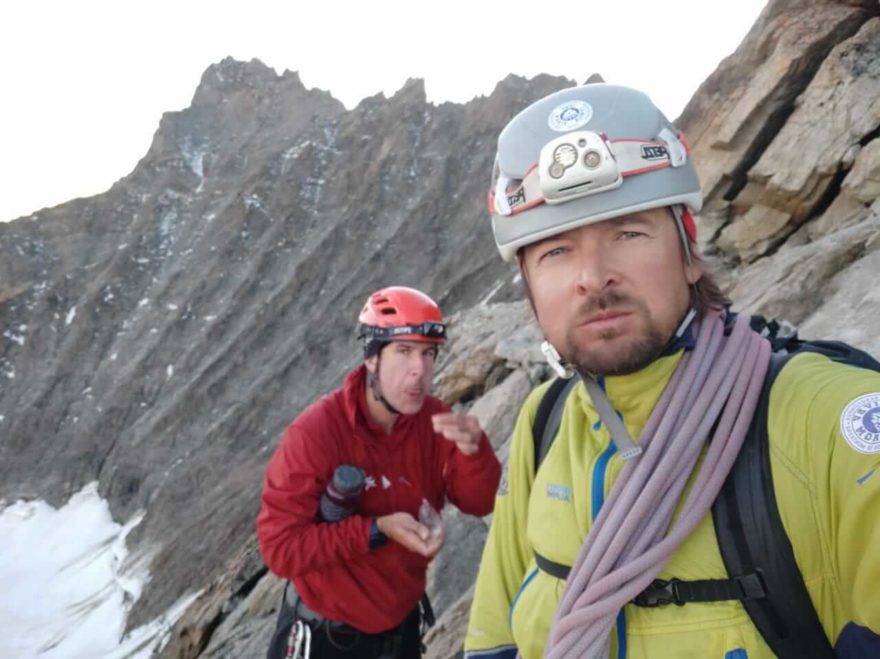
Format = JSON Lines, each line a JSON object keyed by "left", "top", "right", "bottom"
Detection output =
{"left": 574, "top": 290, "right": 637, "bottom": 318}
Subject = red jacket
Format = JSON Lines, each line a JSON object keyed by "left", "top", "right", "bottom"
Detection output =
{"left": 257, "top": 364, "right": 501, "bottom": 633}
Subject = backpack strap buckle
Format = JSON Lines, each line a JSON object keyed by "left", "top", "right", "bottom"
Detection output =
{"left": 734, "top": 572, "right": 768, "bottom": 601}
{"left": 632, "top": 579, "right": 684, "bottom": 607}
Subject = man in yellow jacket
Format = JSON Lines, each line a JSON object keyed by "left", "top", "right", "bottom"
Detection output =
{"left": 465, "top": 83, "right": 880, "bottom": 658}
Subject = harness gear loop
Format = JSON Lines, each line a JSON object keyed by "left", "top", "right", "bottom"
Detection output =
{"left": 285, "top": 620, "right": 312, "bottom": 659}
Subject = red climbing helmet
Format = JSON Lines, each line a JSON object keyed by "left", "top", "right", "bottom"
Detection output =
{"left": 357, "top": 287, "right": 447, "bottom": 356}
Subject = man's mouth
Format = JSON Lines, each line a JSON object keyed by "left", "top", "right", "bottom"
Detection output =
{"left": 579, "top": 309, "right": 632, "bottom": 330}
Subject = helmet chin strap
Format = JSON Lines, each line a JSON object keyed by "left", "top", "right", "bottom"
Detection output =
{"left": 670, "top": 204, "right": 694, "bottom": 267}
{"left": 366, "top": 361, "right": 401, "bottom": 416}
{"left": 541, "top": 340, "right": 576, "bottom": 379}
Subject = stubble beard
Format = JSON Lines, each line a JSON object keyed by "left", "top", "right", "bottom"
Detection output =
{"left": 562, "top": 291, "right": 669, "bottom": 377}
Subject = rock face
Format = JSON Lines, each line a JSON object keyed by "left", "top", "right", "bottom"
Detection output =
{"left": 679, "top": 1, "right": 880, "bottom": 355}
{"left": 0, "top": 57, "right": 569, "bottom": 639}
{"left": 2, "top": 0, "right": 880, "bottom": 656}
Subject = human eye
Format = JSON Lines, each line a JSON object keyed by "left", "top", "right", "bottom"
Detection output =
{"left": 617, "top": 229, "right": 644, "bottom": 240}
{"left": 540, "top": 245, "right": 567, "bottom": 261}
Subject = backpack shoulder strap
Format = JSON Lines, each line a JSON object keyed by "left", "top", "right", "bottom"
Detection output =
{"left": 530, "top": 376, "right": 580, "bottom": 580}
{"left": 532, "top": 376, "right": 579, "bottom": 472}
{"left": 799, "top": 339, "right": 880, "bottom": 371}
{"left": 712, "top": 351, "right": 836, "bottom": 658}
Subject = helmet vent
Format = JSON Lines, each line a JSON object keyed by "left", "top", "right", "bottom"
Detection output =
{"left": 380, "top": 308, "right": 396, "bottom": 315}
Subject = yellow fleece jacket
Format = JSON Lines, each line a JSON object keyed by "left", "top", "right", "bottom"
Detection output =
{"left": 465, "top": 351, "right": 880, "bottom": 658}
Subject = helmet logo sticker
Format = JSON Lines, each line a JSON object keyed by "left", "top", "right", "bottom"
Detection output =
{"left": 548, "top": 100, "right": 593, "bottom": 132}
{"left": 840, "top": 393, "right": 880, "bottom": 454}
{"left": 641, "top": 144, "right": 669, "bottom": 160}
{"left": 507, "top": 186, "right": 526, "bottom": 210}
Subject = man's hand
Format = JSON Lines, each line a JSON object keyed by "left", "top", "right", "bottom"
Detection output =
{"left": 432, "top": 412, "right": 484, "bottom": 456}
{"left": 376, "top": 512, "right": 445, "bottom": 558}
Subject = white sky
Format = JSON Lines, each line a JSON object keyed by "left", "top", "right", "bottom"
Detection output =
{"left": 0, "top": 0, "right": 767, "bottom": 223}
{"left": 0, "top": 483, "right": 198, "bottom": 658}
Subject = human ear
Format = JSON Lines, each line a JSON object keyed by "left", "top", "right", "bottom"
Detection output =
{"left": 684, "top": 242, "right": 704, "bottom": 285}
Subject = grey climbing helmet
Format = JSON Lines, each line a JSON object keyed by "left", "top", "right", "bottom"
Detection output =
{"left": 489, "top": 83, "right": 703, "bottom": 261}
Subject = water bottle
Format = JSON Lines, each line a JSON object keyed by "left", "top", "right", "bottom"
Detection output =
{"left": 319, "top": 465, "right": 365, "bottom": 521}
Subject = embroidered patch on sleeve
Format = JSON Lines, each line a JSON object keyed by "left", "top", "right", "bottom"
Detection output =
{"left": 840, "top": 393, "right": 880, "bottom": 454}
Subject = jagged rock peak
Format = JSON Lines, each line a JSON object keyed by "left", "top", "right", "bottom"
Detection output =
{"left": 200, "top": 57, "right": 296, "bottom": 90}
{"left": 488, "top": 72, "right": 575, "bottom": 100}
{"left": 390, "top": 77, "right": 427, "bottom": 103}
{"left": 492, "top": 72, "right": 533, "bottom": 91}
{"left": 190, "top": 57, "right": 341, "bottom": 111}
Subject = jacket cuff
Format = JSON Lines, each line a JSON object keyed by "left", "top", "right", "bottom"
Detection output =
{"left": 369, "top": 518, "right": 388, "bottom": 549}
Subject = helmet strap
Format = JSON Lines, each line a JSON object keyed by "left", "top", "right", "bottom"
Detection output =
{"left": 366, "top": 360, "right": 401, "bottom": 416}
{"left": 670, "top": 205, "right": 694, "bottom": 268}
{"left": 541, "top": 340, "right": 576, "bottom": 379}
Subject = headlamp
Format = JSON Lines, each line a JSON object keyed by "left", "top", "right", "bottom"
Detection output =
{"left": 539, "top": 131, "right": 622, "bottom": 204}
{"left": 489, "top": 129, "right": 689, "bottom": 218}
{"left": 358, "top": 321, "right": 447, "bottom": 342}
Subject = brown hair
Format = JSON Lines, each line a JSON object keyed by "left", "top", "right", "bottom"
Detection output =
{"left": 690, "top": 254, "right": 730, "bottom": 316}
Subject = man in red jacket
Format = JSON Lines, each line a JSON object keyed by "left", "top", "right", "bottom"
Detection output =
{"left": 258, "top": 286, "right": 502, "bottom": 659}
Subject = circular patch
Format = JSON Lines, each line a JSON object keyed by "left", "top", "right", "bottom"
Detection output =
{"left": 548, "top": 100, "right": 593, "bottom": 132}
{"left": 840, "top": 393, "right": 880, "bottom": 454}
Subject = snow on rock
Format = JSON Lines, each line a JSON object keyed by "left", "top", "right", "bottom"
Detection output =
{"left": 0, "top": 482, "right": 198, "bottom": 658}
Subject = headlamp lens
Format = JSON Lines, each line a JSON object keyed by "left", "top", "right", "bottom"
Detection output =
{"left": 553, "top": 143, "right": 577, "bottom": 168}
{"left": 584, "top": 150, "right": 601, "bottom": 168}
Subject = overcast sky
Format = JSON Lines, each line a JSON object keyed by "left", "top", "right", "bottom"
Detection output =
{"left": 0, "top": 0, "right": 767, "bottom": 223}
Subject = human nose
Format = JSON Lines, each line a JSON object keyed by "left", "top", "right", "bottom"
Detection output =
{"left": 574, "top": 242, "right": 617, "bottom": 295}
{"left": 409, "top": 352, "right": 427, "bottom": 375}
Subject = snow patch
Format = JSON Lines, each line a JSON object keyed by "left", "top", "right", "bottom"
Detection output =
{"left": 243, "top": 194, "right": 263, "bottom": 210}
{"left": 0, "top": 483, "right": 198, "bottom": 658}
{"left": 178, "top": 137, "right": 208, "bottom": 192}
{"left": 280, "top": 140, "right": 311, "bottom": 175}
{"left": 3, "top": 324, "right": 27, "bottom": 346}
{"left": 158, "top": 208, "right": 178, "bottom": 249}
{"left": 480, "top": 281, "right": 505, "bottom": 307}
